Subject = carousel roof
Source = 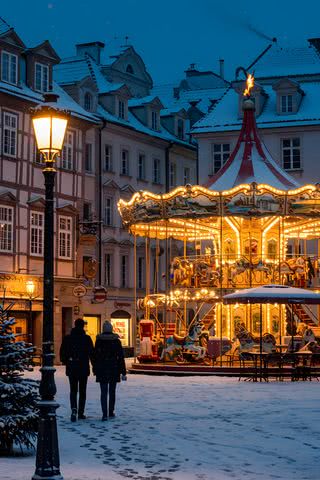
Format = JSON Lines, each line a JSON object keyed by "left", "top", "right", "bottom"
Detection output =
{"left": 205, "top": 97, "right": 300, "bottom": 191}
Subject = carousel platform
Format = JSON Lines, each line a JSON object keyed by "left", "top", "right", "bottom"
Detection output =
{"left": 129, "top": 361, "right": 320, "bottom": 379}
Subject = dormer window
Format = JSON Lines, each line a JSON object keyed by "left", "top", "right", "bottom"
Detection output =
{"left": 84, "top": 92, "right": 92, "bottom": 111}
{"left": 1, "top": 51, "right": 17, "bottom": 85}
{"left": 119, "top": 99, "right": 126, "bottom": 119}
{"left": 151, "top": 110, "right": 159, "bottom": 130}
{"left": 281, "top": 94, "right": 293, "bottom": 113}
{"left": 126, "top": 64, "right": 134, "bottom": 74}
{"left": 35, "top": 62, "right": 49, "bottom": 92}
{"left": 177, "top": 119, "right": 184, "bottom": 140}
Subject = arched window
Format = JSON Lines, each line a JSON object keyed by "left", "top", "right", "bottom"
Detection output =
{"left": 84, "top": 92, "right": 92, "bottom": 111}
{"left": 126, "top": 64, "right": 134, "bottom": 74}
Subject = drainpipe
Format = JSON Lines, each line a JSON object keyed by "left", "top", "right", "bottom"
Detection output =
{"left": 98, "top": 120, "right": 106, "bottom": 285}
{"left": 165, "top": 141, "right": 174, "bottom": 193}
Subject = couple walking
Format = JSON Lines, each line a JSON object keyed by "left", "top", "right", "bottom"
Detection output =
{"left": 60, "top": 318, "right": 127, "bottom": 422}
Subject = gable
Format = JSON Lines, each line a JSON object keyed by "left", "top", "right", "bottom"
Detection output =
{"left": 27, "top": 196, "right": 46, "bottom": 209}
{"left": 110, "top": 46, "right": 153, "bottom": 85}
{"left": 27, "top": 40, "right": 60, "bottom": 63}
{"left": 0, "top": 29, "right": 25, "bottom": 49}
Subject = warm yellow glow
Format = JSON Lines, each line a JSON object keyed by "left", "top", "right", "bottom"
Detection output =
{"left": 26, "top": 280, "right": 35, "bottom": 296}
{"left": 33, "top": 116, "right": 68, "bottom": 155}
{"left": 243, "top": 73, "right": 254, "bottom": 97}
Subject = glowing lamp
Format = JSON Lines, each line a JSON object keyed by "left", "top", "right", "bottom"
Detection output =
{"left": 32, "top": 93, "right": 68, "bottom": 163}
{"left": 26, "top": 280, "right": 35, "bottom": 297}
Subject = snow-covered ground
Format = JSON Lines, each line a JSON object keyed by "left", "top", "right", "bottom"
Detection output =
{"left": 2, "top": 366, "right": 320, "bottom": 480}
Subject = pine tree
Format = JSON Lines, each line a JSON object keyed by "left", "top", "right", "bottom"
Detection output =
{"left": 0, "top": 302, "right": 39, "bottom": 454}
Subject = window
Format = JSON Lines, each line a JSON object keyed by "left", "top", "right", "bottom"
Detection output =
{"left": 177, "top": 119, "right": 184, "bottom": 139}
{"left": 85, "top": 143, "right": 92, "bottom": 172}
{"left": 212, "top": 143, "right": 230, "bottom": 174}
{"left": 153, "top": 158, "right": 161, "bottom": 184}
{"left": 30, "top": 211, "right": 44, "bottom": 256}
{"left": 282, "top": 138, "right": 301, "bottom": 170}
{"left": 151, "top": 110, "right": 158, "bottom": 130}
{"left": 281, "top": 95, "right": 293, "bottom": 113}
{"left": 138, "top": 153, "right": 146, "bottom": 180}
{"left": 61, "top": 131, "right": 74, "bottom": 170}
{"left": 105, "top": 253, "right": 113, "bottom": 286}
{"left": 120, "top": 255, "right": 128, "bottom": 288}
{"left": 84, "top": 92, "right": 92, "bottom": 111}
{"left": 119, "top": 100, "right": 125, "bottom": 119}
{"left": 0, "top": 206, "right": 13, "bottom": 252}
{"left": 104, "top": 145, "right": 113, "bottom": 171}
{"left": 105, "top": 197, "right": 113, "bottom": 226}
{"left": 83, "top": 202, "right": 91, "bottom": 221}
{"left": 121, "top": 149, "right": 129, "bottom": 175}
{"left": 183, "top": 167, "right": 190, "bottom": 184}
{"left": 3, "top": 112, "right": 17, "bottom": 157}
{"left": 35, "top": 63, "right": 49, "bottom": 92}
{"left": 1, "top": 51, "right": 17, "bottom": 84}
{"left": 126, "top": 64, "right": 134, "bottom": 74}
{"left": 59, "top": 216, "right": 72, "bottom": 259}
{"left": 169, "top": 162, "right": 176, "bottom": 187}
{"left": 138, "top": 257, "right": 144, "bottom": 289}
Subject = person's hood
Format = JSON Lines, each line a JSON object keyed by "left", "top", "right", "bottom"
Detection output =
{"left": 96, "top": 332, "right": 120, "bottom": 341}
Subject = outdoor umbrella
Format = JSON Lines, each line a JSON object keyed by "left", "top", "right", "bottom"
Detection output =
{"left": 223, "top": 285, "right": 320, "bottom": 379}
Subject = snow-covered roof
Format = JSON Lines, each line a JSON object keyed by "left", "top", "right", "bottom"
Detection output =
{"left": 249, "top": 43, "right": 320, "bottom": 78}
{"left": 128, "top": 95, "right": 161, "bottom": 107}
{"left": 0, "top": 16, "right": 10, "bottom": 36}
{"left": 181, "top": 71, "right": 228, "bottom": 90}
{"left": 204, "top": 97, "right": 299, "bottom": 191}
{"left": 193, "top": 82, "right": 320, "bottom": 133}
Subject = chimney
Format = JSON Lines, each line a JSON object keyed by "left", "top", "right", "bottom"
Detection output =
{"left": 219, "top": 59, "right": 225, "bottom": 79}
{"left": 76, "top": 41, "right": 105, "bottom": 64}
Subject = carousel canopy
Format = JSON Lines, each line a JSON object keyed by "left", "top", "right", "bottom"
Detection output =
{"left": 223, "top": 285, "right": 320, "bottom": 305}
{"left": 205, "top": 86, "right": 299, "bottom": 191}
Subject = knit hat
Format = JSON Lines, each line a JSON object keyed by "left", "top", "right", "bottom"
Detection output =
{"left": 103, "top": 321, "right": 113, "bottom": 333}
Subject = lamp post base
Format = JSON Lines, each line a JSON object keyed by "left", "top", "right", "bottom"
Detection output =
{"left": 32, "top": 400, "right": 63, "bottom": 480}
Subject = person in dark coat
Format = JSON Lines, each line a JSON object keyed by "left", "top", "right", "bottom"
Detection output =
{"left": 93, "top": 321, "right": 127, "bottom": 421}
{"left": 60, "top": 318, "right": 94, "bottom": 422}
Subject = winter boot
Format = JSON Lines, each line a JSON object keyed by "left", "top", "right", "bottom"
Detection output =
{"left": 71, "top": 409, "right": 77, "bottom": 422}
{"left": 102, "top": 415, "right": 108, "bottom": 421}
{"left": 78, "top": 413, "right": 86, "bottom": 420}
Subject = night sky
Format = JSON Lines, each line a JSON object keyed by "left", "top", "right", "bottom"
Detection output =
{"left": 2, "top": 0, "right": 320, "bottom": 84}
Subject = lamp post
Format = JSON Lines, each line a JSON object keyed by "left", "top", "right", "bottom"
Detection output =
{"left": 31, "top": 93, "right": 68, "bottom": 480}
{"left": 26, "top": 280, "right": 35, "bottom": 344}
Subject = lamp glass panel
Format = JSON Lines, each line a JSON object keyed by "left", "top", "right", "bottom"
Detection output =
{"left": 26, "top": 280, "right": 35, "bottom": 295}
{"left": 51, "top": 117, "right": 68, "bottom": 151}
{"left": 33, "top": 117, "right": 51, "bottom": 151}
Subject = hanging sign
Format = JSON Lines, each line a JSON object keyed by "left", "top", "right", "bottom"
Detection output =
{"left": 73, "top": 285, "right": 87, "bottom": 298}
{"left": 93, "top": 286, "right": 107, "bottom": 303}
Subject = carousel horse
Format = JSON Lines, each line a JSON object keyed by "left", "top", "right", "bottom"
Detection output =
{"left": 171, "top": 258, "right": 193, "bottom": 287}
{"left": 160, "top": 320, "right": 207, "bottom": 361}
{"left": 195, "top": 259, "right": 219, "bottom": 286}
{"left": 235, "top": 321, "right": 276, "bottom": 353}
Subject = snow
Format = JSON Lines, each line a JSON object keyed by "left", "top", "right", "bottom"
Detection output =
{"left": 224, "top": 285, "right": 320, "bottom": 304}
{"left": 2, "top": 366, "right": 320, "bottom": 480}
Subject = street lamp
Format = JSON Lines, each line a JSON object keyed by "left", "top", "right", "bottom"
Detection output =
{"left": 31, "top": 93, "right": 68, "bottom": 480}
{"left": 26, "top": 280, "right": 35, "bottom": 344}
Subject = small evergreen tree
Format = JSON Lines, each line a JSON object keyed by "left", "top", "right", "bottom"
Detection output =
{"left": 0, "top": 302, "right": 39, "bottom": 454}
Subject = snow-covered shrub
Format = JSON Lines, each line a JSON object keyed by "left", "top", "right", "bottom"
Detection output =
{"left": 0, "top": 302, "right": 39, "bottom": 454}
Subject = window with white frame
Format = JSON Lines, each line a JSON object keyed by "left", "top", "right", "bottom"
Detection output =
{"left": 61, "top": 131, "right": 74, "bottom": 170}
{"left": 104, "top": 197, "right": 113, "bottom": 226}
{"left": 118, "top": 99, "right": 125, "bottom": 119}
{"left": 138, "top": 256, "right": 145, "bottom": 289}
{"left": 169, "top": 162, "right": 177, "bottom": 187}
{"left": 3, "top": 112, "right": 17, "bottom": 157}
{"left": 138, "top": 153, "right": 146, "bottom": 180}
{"left": 281, "top": 95, "right": 293, "bottom": 113}
{"left": 151, "top": 110, "right": 158, "bottom": 130}
{"left": 35, "top": 63, "right": 49, "bottom": 92}
{"left": 104, "top": 145, "right": 113, "bottom": 171}
{"left": 85, "top": 143, "right": 92, "bottom": 172}
{"left": 0, "top": 206, "right": 13, "bottom": 252}
{"left": 153, "top": 158, "right": 161, "bottom": 183}
{"left": 120, "top": 254, "right": 128, "bottom": 288}
{"left": 59, "top": 216, "right": 72, "bottom": 259}
{"left": 282, "top": 138, "right": 301, "bottom": 170}
{"left": 105, "top": 253, "right": 113, "bottom": 286}
{"left": 183, "top": 167, "right": 190, "bottom": 184}
{"left": 1, "top": 51, "right": 17, "bottom": 85}
{"left": 30, "top": 211, "right": 44, "bottom": 256}
{"left": 120, "top": 149, "right": 129, "bottom": 175}
{"left": 212, "top": 143, "right": 230, "bottom": 173}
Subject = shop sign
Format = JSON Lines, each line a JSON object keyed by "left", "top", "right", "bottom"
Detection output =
{"left": 111, "top": 318, "right": 129, "bottom": 346}
{"left": 73, "top": 285, "right": 87, "bottom": 298}
{"left": 114, "top": 301, "right": 131, "bottom": 308}
{"left": 93, "top": 286, "right": 107, "bottom": 303}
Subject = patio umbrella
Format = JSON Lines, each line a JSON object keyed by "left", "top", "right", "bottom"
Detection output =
{"left": 223, "top": 285, "right": 320, "bottom": 380}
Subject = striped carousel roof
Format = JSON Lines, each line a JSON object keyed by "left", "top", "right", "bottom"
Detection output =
{"left": 205, "top": 97, "right": 300, "bottom": 191}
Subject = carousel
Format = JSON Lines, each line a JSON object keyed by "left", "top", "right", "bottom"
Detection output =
{"left": 118, "top": 75, "right": 320, "bottom": 375}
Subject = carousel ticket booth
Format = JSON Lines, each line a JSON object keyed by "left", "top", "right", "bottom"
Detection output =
{"left": 118, "top": 75, "right": 320, "bottom": 373}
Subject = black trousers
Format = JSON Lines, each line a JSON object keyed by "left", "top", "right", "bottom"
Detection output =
{"left": 68, "top": 376, "right": 88, "bottom": 414}
{"left": 99, "top": 381, "right": 117, "bottom": 416}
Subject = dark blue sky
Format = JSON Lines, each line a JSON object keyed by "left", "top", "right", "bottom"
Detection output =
{"left": 3, "top": 0, "right": 320, "bottom": 84}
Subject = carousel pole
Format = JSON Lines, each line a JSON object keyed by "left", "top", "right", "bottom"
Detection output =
{"left": 259, "top": 303, "right": 263, "bottom": 382}
{"left": 134, "top": 232, "right": 137, "bottom": 364}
